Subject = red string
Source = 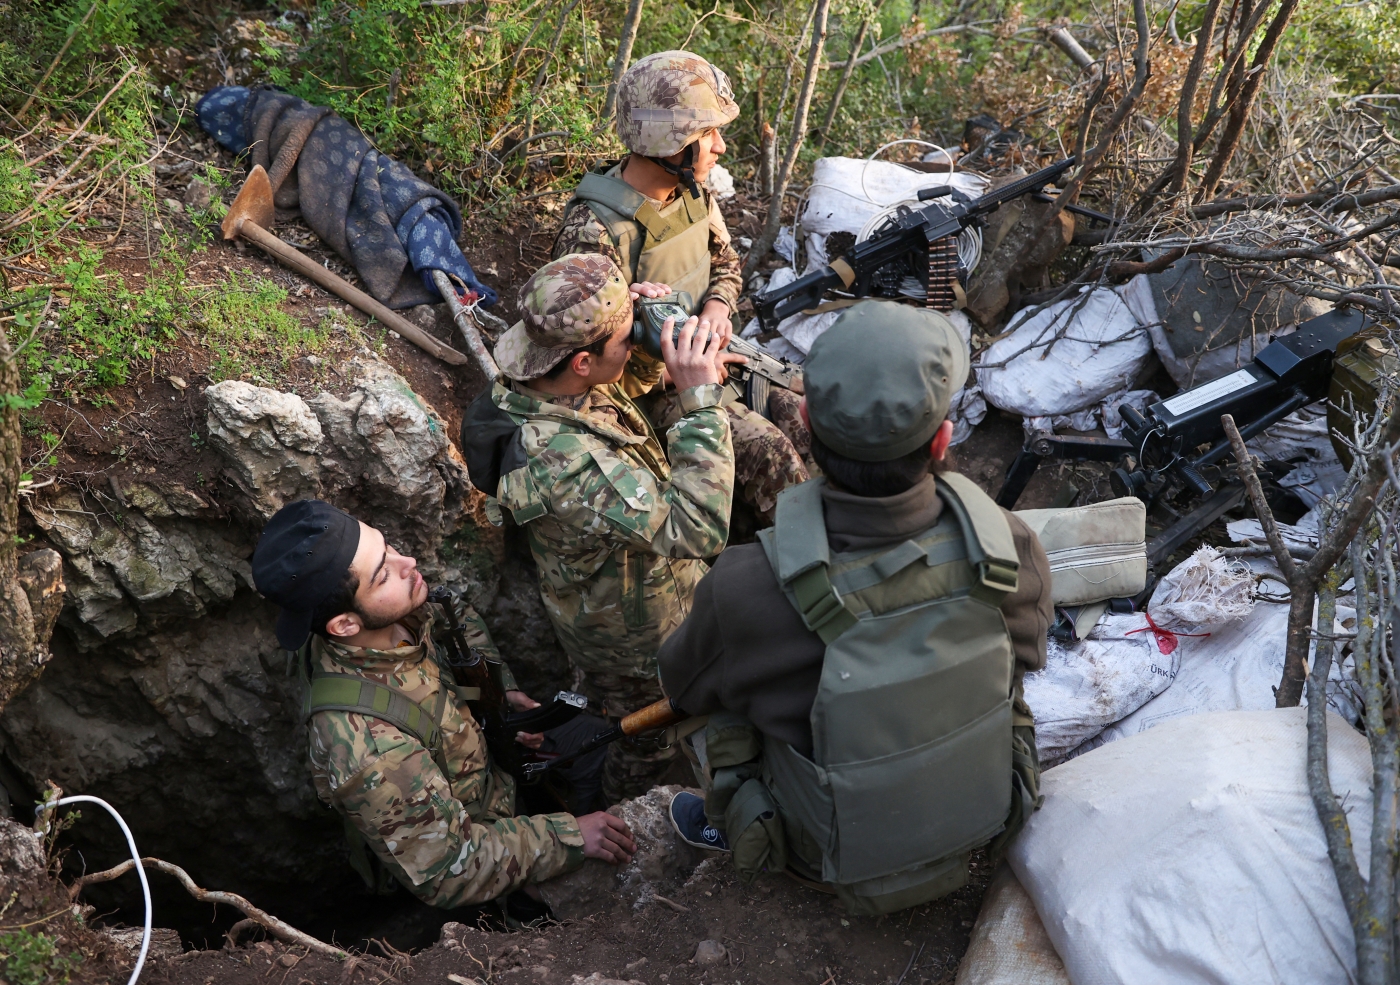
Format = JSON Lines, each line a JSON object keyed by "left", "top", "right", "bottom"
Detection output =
{"left": 1125, "top": 610, "right": 1210, "bottom": 655}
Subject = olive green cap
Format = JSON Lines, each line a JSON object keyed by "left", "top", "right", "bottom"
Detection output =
{"left": 804, "top": 301, "right": 968, "bottom": 462}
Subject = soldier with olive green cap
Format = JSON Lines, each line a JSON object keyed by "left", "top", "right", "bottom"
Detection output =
{"left": 462, "top": 252, "right": 736, "bottom": 801}
{"left": 657, "top": 301, "right": 1054, "bottom": 914}
{"left": 553, "top": 50, "right": 810, "bottom": 528}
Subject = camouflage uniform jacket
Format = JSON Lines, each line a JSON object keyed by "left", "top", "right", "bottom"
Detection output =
{"left": 306, "top": 600, "right": 584, "bottom": 907}
{"left": 490, "top": 366, "right": 735, "bottom": 678}
{"left": 553, "top": 163, "right": 744, "bottom": 314}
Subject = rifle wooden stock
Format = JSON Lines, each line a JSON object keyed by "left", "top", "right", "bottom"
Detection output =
{"left": 620, "top": 696, "right": 684, "bottom": 735}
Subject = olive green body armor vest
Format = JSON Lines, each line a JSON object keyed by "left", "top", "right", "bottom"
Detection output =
{"left": 751, "top": 474, "right": 1022, "bottom": 914}
{"left": 565, "top": 165, "right": 712, "bottom": 313}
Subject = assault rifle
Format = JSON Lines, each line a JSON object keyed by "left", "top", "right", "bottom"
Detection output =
{"left": 995, "top": 307, "right": 1370, "bottom": 566}
{"left": 756, "top": 156, "right": 1079, "bottom": 330}
{"left": 522, "top": 696, "right": 685, "bottom": 779}
{"left": 428, "top": 587, "right": 588, "bottom": 768}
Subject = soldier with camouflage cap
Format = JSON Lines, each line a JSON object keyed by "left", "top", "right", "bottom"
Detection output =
{"left": 462, "top": 253, "right": 736, "bottom": 801}
{"left": 250, "top": 500, "right": 636, "bottom": 913}
{"left": 553, "top": 49, "right": 810, "bottom": 528}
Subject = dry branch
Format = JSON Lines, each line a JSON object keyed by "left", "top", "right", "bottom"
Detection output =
{"left": 603, "top": 0, "right": 646, "bottom": 121}
{"left": 73, "top": 858, "right": 349, "bottom": 960}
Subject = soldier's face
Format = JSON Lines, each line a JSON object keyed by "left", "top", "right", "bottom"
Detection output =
{"left": 672, "top": 128, "right": 726, "bottom": 183}
{"left": 575, "top": 322, "right": 636, "bottom": 387}
{"left": 345, "top": 522, "right": 428, "bottom": 628}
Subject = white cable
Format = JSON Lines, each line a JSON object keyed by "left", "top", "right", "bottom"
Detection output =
{"left": 38, "top": 796, "right": 151, "bottom": 985}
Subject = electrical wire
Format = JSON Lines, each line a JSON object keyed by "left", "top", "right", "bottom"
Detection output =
{"left": 37, "top": 796, "right": 151, "bottom": 985}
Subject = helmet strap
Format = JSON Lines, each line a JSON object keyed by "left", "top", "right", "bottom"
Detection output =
{"left": 647, "top": 142, "right": 702, "bottom": 200}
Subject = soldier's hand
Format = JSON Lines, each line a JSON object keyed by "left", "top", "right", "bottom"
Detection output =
{"left": 629, "top": 281, "right": 672, "bottom": 300}
{"left": 579, "top": 811, "right": 636, "bottom": 864}
{"left": 661, "top": 315, "right": 725, "bottom": 391}
{"left": 505, "top": 690, "right": 539, "bottom": 712}
{"left": 697, "top": 298, "right": 733, "bottom": 346}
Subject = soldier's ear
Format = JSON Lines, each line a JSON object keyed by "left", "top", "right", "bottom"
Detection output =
{"left": 324, "top": 611, "right": 362, "bottom": 639}
{"left": 929, "top": 419, "right": 954, "bottom": 463}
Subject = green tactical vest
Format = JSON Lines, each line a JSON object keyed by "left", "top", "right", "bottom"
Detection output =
{"left": 564, "top": 164, "right": 712, "bottom": 313}
{"left": 753, "top": 474, "right": 1021, "bottom": 915}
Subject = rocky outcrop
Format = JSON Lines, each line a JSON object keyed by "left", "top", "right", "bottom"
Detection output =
{"left": 537, "top": 785, "right": 705, "bottom": 920}
{"left": 2, "top": 354, "right": 569, "bottom": 938}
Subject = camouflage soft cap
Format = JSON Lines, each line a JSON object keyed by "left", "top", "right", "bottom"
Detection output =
{"left": 616, "top": 51, "right": 740, "bottom": 158}
{"left": 495, "top": 254, "right": 633, "bottom": 381}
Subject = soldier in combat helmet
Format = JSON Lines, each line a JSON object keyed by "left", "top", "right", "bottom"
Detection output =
{"left": 656, "top": 302, "right": 1054, "bottom": 914}
{"left": 553, "top": 50, "right": 811, "bottom": 528}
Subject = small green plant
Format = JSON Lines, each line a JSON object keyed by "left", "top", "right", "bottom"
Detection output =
{"left": 0, "top": 929, "right": 82, "bottom": 985}
{"left": 200, "top": 273, "right": 331, "bottom": 382}
{"left": 185, "top": 163, "right": 232, "bottom": 250}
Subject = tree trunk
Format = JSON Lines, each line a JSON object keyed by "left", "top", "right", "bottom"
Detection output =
{"left": 0, "top": 329, "right": 64, "bottom": 714}
{"left": 602, "top": 0, "right": 646, "bottom": 122}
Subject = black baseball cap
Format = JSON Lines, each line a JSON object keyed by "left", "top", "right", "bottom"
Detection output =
{"left": 251, "top": 500, "right": 362, "bottom": 650}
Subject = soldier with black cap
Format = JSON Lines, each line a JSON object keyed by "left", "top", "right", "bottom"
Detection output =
{"left": 251, "top": 500, "right": 636, "bottom": 911}
{"left": 656, "top": 301, "right": 1054, "bottom": 915}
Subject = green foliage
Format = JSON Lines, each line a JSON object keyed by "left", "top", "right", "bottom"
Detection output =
{"left": 0, "top": 929, "right": 82, "bottom": 985}
{"left": 199, "top": 273, "right": 334, "bottom": 382}
{"left": 16, "top": 243, "right": 190, "bottom": 400}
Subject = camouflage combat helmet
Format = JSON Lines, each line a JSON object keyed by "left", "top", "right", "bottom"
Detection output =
{"left": 616, "top": 50, "right": 739, "bottom": 163}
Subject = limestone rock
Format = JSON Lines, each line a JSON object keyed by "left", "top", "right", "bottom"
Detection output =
{"left": 27, "top": 489, "right": 252, "bottom": 644}
{"left": 693, "top": 940, "right": 726, "bottom": 966}
{"left": 205, "top": 381, "right": 324, "bottom": 516}
{"left": 538, "top": 786, "right": 704, "bottom": 919}
{"left": 102, "top": 926, "right": 184, "bottom": 959}
{"left": 0, "top": 816, "right": 47, "bottom": 903}
{"left": 570, "top": 975, "right": 647, "bottom": 985}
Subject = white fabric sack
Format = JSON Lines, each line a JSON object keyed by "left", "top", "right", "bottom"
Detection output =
{"left": 977, "top": 289, "right": 1152, "bottom": 417}
{"left": 801, "top": 157, "right": 989, "bottom": 239}
{"left": 1024, "top": 617, "right": 1177, "bottom": 763}
{"left": 1075, "top": 577, "right": 1361, "bottom": 757}
{"left": 705, "top": 163, "right": 736, "bottom": 201}
{"left": 1150, "top": 545, "right": 1255, "bottom": 630}
{"left": 954, "top": 866, "right": 1070, "bottom": 985}
{"left": 1010, "top": 708, "right": 1371, "bottom": 985}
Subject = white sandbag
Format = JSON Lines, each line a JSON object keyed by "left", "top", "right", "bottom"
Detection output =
{"left": 954, "top": 866, "right": 1070, "bottom": 985}
{"left": 1024, "top": 616, "right": 1177, "bottom": 763}
{"left": 802, "top": 157, "right": 989, "bottom": 238}
{"left": 1150, "top": 544, "right": 1255, "bottom": 630}
{"left": 1076, "top": 581, "right": 1361, "bottom": 756}
{"left": 977, "top": 289, "right": 1152, "bottom": 417}
{"left": 1010, "top": 708, "right": 1371, "bottom": 985}
{"left": 705, "top": 163, "right": 736, "bottom": 201}
{"left": 1227, "top": 507, "right": 1319, "bottom": 552}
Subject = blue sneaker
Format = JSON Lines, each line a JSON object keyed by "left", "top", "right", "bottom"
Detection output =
{"left": 669, "top": 791, "right": 730, "bottom": 852}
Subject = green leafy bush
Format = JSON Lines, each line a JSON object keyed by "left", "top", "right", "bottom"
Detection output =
{"left": 0, "top": 929, "right": 81, "bottom": 985}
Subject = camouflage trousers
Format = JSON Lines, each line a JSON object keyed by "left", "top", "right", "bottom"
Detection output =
{"left": 641, "top": 386, "right": 811, "bottom": 525}
{"left": 574, "top": 669, "right": 678, "bottom": 804}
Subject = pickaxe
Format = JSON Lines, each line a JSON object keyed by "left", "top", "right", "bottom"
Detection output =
{"left": 221, "top": 165, "right": 496, "bottom": 376}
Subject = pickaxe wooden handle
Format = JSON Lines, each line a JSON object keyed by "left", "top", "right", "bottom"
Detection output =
{"left": 221, "top": 165, "right": 471, "bottom": 368}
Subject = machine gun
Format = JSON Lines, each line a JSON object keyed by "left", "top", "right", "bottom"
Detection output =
{"left": 995, "top": 307, "right": 1370, "bottom": 566}
{"left": 755, "top": 156, "right": 1079, "bottom": 330}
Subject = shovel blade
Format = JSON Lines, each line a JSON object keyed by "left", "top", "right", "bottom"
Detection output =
{"left": 221, "top": 164, "right": 275, "bottom": 240}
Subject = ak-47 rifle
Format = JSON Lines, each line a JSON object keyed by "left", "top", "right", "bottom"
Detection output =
{"left": 755, "top": 156, "right": 1079, "bottom": 330}
{"left": 522, "top": 696, "right": 685, "bottom": 779}
{"left": 428, "top": 587, "right": 589, "bottom": 773}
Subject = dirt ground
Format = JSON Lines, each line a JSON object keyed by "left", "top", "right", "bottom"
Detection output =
{"left": 136, "top": 854, "right": 994, "bottom": 985}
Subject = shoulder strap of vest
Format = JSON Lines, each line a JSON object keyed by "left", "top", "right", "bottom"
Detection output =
{"left": 572, "top": 172, "right": 708, "bottom": 250}
{"left": 934, "top": 472, "right": 1020, "bottom": 604}
{"left": 304, "top": 671, "right": 451, "bottom": 776}
{"left": 763, "top": 480, "right": 859, "bottom": 644}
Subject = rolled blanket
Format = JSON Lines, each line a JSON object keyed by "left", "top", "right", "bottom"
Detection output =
{"left": 197, "top": 86, "right": 497, "bottom": 309}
